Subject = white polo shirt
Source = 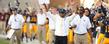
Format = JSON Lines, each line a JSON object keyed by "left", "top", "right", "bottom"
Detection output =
{"left": 70, "top": 15, "right": 92, "bottom": 34}
{"left": 8, "top": 14, "right": 25, "bottom": 29}
{"left": 46, "top": 12, "right": 55, "bottom": 30}
{"left": 37, "top": 13, "right": 46, "bottom": 25}
{"left": 55, "top": 14, "right": 76, "bottom": 36}
{"left": 47, "top": 12, "right": 76, "bottom": 36}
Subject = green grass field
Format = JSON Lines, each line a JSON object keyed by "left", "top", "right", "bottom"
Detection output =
{"left": 0, "top": 38, "right": 9, "bottom": 44}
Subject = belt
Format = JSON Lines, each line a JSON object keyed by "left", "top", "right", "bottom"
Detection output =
{"left": 38, "top": 24, "right": 45, "bottom": 26}
{"left": 14, "top": 29, "right": 20, "bottom": 30}
{"left": 11, "top": 28, "right": 20, "bottom": 30}
{"left": 75, "top": 33, "right": 86, "bottom": 35}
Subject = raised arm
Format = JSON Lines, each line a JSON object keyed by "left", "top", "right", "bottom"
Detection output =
{"left": 46, "top": 11, "right": 57, "bottom": 21}
{"left": 66, "top": 13, "right": 77, "bottom": 23}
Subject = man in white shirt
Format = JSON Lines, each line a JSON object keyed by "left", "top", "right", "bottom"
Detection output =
{"left": 46, "top": 7, "right": 57, "bottom": 44}
{"left": 37, "top": 7, "right": 47, "bottom": 44}
{"left": 47, "top": 8, "right": 76, "bottom": 44}
{"left": 70, "top": 7, "right": 92, "bottom": 44}
{"left": 7, "top": 8, "right": 25, "bottom": 44}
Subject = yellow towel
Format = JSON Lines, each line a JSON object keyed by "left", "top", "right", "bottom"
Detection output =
{"left": 22, "top": 23, "right": 27, "bottom": 33}
{"left": 68, "top": 29, "right": 74, "bottom": 42}
{"left": 46, "top": 24, "right": 49, "bottom": 42}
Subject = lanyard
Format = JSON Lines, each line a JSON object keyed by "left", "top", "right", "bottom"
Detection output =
{"left": 14, "top": 15, "right": 17, "bottom": 22}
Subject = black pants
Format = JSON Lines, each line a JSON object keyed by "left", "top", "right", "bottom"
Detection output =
{"left": 55, "top": 36, "right": 67, "bottom": 44}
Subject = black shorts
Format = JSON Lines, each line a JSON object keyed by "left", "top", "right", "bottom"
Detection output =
{"left": 55, "top": 36, "right": 67, "bottom": 44}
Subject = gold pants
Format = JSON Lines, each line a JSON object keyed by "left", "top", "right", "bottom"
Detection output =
{"left": 97, "top": 33, "right": 105, "bottom": 44}
{"left": 103, "top": 37, "right": 109, "bottom": 44}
